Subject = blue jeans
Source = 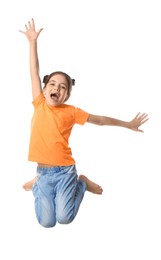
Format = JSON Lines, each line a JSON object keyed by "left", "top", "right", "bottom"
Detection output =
{"left": 32, "top": 165, "right": 86, "bottom": 228}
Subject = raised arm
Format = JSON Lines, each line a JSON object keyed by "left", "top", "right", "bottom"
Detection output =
{"left": 19, "top": 18, "right": 43, "bottom": 100}
{"left": 87, "top": 112, "right": 149, "bottom": 133}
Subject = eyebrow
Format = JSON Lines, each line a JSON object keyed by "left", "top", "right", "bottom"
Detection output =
{"left": 48, "top": 80, "right": 56, "bottom": 83}
{"left": 49, "top": 80, "right": 67, "bottom": 86}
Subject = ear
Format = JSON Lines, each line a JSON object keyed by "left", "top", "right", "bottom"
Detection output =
{"left": 43, "top": 88, "right": 46, "bottom": 96}
{"left": 64, "top": 93, "right": 69, "bottom": 102}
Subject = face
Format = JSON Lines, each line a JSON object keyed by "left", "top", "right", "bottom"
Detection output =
{"left": 43, "top": 74, "right": 69, "bottom": 106}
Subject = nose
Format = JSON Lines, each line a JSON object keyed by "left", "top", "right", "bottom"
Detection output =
{"left": 54, "top": 85, "right": 59, "bottom": 92}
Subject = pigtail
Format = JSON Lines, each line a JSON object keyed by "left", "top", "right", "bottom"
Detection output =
{"left": 43, "top": 75, "right": 49, "bottom": 84}
{"left": 72, "top": 79, "right": 75, "bottom": 86}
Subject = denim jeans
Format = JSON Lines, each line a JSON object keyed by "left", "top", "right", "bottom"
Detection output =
{"left": 32, "top": 165, "right": 86, "bottom": 228}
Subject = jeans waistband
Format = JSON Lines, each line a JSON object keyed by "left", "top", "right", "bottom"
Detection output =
{"left": 37, "top": 164, "right": 76, "bottom": 175}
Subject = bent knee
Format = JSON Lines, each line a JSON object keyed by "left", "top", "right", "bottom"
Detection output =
{"left": 57, "top": 214, "right": 74, "bottom": 225}
{"left": 38, "top": 218, "right": 56, "bottom": 228}
{"left": 57, "top": 218, "right": 73, "bottom": 225}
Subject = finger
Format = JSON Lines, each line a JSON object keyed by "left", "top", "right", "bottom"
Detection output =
{"left": 135, "top": 126, "right": 144, "bottom": 133}
{"left": 138, "top": 113, "right": 148, "bottom": 122}
{"left": 37, "top": 28, "right": 43, "bottom": 36}
{"left": 140, "top": 118, "right": 149, "bottom": 125}
{"left": 139, "top": 113, "right": 148, "bottom": 119}
{"left": 28, "top": 21, "right": 32, "bottom": 29}
{"left": 139, "top": 115, "right": 149, "bottom": 123}
{"left": 135, "top": 112, "right": 141, "bottom": 119}
{"left": 138, "top": 129, "right": 144, "bottom": 133}
{"left": 19, "top": 30, "right": 25, "bottom": 33}
{"left": 31, "top": 18, "right": 35, "bottom": 29}
{"left": 25, "top": 24, "right": 28, "bottom": 30}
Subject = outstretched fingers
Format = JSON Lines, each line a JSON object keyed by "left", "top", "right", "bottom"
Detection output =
{"left": 19, "top": 18, "right": 43, "bottom": 39}
{"left": 132, "top": 112, "right": 149, "bottom": 132}
{"left": 26, "top": 18, "right": 35, "bottom": 30}
{"left": 31, "top": 18, "right": 35, "bottom": 29}
{"left": 136, "top": 112, "right": 149, "bottom": 125}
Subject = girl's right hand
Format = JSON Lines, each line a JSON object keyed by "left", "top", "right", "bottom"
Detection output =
{"left": 19, "top": 18, "right": 43, "bottom": 42}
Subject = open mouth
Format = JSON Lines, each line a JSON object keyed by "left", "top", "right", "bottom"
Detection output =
{"left": 50, "top": 93, "right": 59, "bottom": 100}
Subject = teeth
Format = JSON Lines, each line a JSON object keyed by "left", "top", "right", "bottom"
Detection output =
{"left": 51, "top": 93, "right": 57, "bottom": 97}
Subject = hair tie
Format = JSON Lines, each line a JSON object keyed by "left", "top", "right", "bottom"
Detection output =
{"left": 72, "top": 79, "right": 75, "bottom": 86}
{"left": 43, "top": 75, "right": 49, "bottom": 84}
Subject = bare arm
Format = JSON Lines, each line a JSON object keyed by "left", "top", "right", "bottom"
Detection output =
{"left": 87, "top": 112, "right": 149, "bottom": 133}
{"left": 19, "top": 18, "right": 43, "bottom": 100}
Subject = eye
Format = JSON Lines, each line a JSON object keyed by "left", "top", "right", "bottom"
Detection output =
{"left": 61, "top": 85, "right": 67, "bottom": 90}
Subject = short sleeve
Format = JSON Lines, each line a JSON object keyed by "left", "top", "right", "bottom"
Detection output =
{"left": 32, "top": 92, "right": 45, "bottom": 108}
{"left": 74, "top": 107, "right": 89, "bottom": 125}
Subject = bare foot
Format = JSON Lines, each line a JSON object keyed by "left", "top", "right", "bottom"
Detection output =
{"left": 22, "top": 176, "right": 38, "bottom": 191}
{"left": 79, "top": 175, "right": 103, "bottom": 194}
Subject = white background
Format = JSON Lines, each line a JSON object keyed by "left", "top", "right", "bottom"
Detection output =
{"left": 0, "top": 0, "right": 161, "bottom": 259}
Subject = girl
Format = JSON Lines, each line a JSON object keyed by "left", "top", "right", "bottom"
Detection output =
{"left": 19, "top": 19, "right": 148, "bottom": 228}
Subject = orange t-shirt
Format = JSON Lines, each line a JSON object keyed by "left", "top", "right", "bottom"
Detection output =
{"left": 28, "top": 93, "right": 89, "bottom": 166}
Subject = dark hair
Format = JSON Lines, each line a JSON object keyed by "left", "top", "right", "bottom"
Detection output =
{"left": 43, "top": 71, "right": 75, "bottom": 101}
